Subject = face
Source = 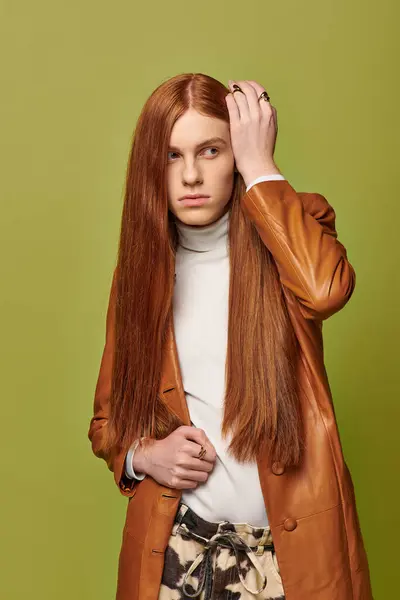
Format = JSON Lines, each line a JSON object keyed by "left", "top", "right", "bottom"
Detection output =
{"left": 167, "top": 108, "right": 236, "bottom": 227}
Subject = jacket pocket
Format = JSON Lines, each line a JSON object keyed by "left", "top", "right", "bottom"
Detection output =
{"left": 146, "top": 492, "right": 181, "bottom": 553}
{"left": 123, "top": 479, "right": 181, "bottom": 554}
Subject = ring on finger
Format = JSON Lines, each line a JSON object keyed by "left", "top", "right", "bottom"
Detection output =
{"left": 258, "top": 90, "right": 271, "bottom": 102}
{"left": 231, "top": 83, "right": 271, "bottom": 103}
{"left": 197, "top": 445, "right": 207, "bottom": 460}
{"left": 231, "top": 84, "right": 244, "bottom": 94}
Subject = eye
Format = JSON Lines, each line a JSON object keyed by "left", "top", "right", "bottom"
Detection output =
{"left": 202, "top": 147, "right": 219, "bottom": 157}
{"left": 167, "top": 151, "right": 179, "bottom": 161}
{"left": 167, "top": 147, "right": 219, "bottom": 162}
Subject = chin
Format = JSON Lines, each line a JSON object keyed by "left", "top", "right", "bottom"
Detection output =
{"left": 176, "top": 208, "right": 222, "bottom": 227}
{"left": 173, "top": 200, "right": 230, "bottom": 226}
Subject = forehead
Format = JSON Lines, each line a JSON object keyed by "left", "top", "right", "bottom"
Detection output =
{"left": 169, "top": 109, "right": 230, "bottom": 149}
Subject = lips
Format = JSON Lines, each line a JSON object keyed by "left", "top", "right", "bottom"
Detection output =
{"left": 180, "top": 197, "right": 210, "bottom": 207}
{"left": 179, "top": 194, "right": 210, "bottom": 207}
{"left": 179, "top": 194, "right": 210, "bottom": 201}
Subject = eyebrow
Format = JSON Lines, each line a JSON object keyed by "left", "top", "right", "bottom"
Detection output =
{"left": 168, "top": 136, "right": 228, "bottom": 152}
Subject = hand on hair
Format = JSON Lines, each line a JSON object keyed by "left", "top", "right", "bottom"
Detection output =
{"left": 225, "top": 79, "right": 281, "bottom": 187}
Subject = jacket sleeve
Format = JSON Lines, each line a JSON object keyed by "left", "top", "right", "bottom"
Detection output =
{"left": 87, "top": 267, "right": 138, "bottom": 497}
{"left": 241, "top": 179, "right": 356, "bottom": 321}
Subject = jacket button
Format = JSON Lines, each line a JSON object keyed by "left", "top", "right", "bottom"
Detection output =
{"left": 284, "top": 518, "right": 297, "bottom": 531}
{"left": 271, "top": 462, "right": 285, "bottom": 475}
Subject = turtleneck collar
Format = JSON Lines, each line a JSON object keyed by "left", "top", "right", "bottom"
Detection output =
{"left": 175, "top": 209, "right": 230, "bottom": 252}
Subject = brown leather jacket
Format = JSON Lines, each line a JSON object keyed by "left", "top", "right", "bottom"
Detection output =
{"left": 88, "top": 180, "right": 373, "bottom": 600}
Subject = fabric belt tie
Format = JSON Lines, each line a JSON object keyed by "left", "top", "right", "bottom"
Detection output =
{"left": 179, "top": 524, "right": 268, "bottom": 599}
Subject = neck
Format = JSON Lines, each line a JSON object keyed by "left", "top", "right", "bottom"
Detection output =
{"left": 175, "top": 209, "right": 230, "bottom": 252}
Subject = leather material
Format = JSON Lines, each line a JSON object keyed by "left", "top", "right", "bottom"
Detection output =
{"left": 88, "top": 179, "right": 373, "bottom": 600}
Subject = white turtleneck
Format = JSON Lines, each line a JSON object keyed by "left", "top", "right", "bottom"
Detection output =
{"left": 124, "top": 173, "right": 285, "bottom": 526}
{"left": 172, "top": 206, "right": 271, "bottom": 526}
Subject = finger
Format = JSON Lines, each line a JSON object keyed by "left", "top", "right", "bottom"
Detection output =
{"left": 174, "top": 479, "right": 199, "bottom": 490}
{"left": 178, "top": 468, "right": 210, "bottom": 482}
{"left": 181, "top": 431, "right": 217, "bottom": 463}
{"left": 268, "top": 105, "right": 278, "bottom": 137}
{"left": 184, "top": 440, "right": 217, "bottom": 464}
{"left": 246, "top": 79, "right": 272, "bottom": 103}
{"left": 246, "top": 80, "right": 267, "bottom": 97}
{"left": 188, "top": 457, "right": 214, "bottom": 471}
{"left": 225, "top": 92, "right": 240, "bottom": 130}
{"left": 196, "top": 446, "right": 217, "bottom": 465}
{"left": 182, "top": 426, "right": 211, "bottom": 448}
{"left": 177, "top": 425, "right": 211, "bottom": 443}
{"left": 192, "top": 441, "right": 217, "bottom": 465}
{"left": 246, "top": 80, "right": 274, "bottom": 122}
{"left": 235, "top": 80, "right": 262, "bottom": 117}
{"left": 228, "top": 80, "right": 251, "bottom": 120}
{"left": 271, "top": 105, "right": 278, "bottom": 128}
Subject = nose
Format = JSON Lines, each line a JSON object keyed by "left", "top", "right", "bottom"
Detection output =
{"left": 182, "top": 163, "right": 203, "bottom": 186}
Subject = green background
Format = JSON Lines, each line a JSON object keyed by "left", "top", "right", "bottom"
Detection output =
{"left": 1, "top": 1, "right": 398, "bottom": 598}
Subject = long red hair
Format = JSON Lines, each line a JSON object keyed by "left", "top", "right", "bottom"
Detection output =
{"left": 103, "top": 73, "right": 304, "bottom": 466}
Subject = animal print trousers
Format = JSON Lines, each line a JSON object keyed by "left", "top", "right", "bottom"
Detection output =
{"left": 158, "top": 502, "right": 286, "bottom": 600}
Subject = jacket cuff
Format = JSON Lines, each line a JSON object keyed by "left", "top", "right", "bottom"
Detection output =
{"left": 245, "top": 173, "right": 286, "bottom": 192}
{"left": 125, "top": 439, "right": 146, "bottom": 480}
